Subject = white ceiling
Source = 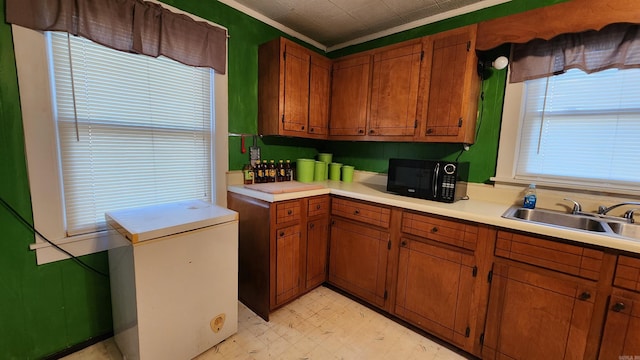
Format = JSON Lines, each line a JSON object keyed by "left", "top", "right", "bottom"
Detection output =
{"left": 218, "top": 0, "right": 510, "bottom": 51}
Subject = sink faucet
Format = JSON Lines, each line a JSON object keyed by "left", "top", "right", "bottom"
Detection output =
{"left": 624, "top": 209, "right": 638, "bottom": 223}
{"left": 563, "top": 198, "right": 582, "bottom": 214}
{"left": 598, "top": 202, "right": 640, "bottom": 219}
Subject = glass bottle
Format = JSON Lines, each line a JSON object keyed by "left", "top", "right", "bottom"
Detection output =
{"left": 255, "top": 159, "right": 264, "bottom": 183}
{"left": 243, "top": 163, "right": 253, "bottom": 185}
{"left": 267, "top": 160, "right": 276, "bottom": 182}
{"left": 284, "top": 160, "right": 292, "bottom": 181}
{"left": 277, "top": 160, "right": 285, "bottom": 182}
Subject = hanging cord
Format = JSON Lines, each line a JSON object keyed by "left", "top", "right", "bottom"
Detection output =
{"left": 0, "top": 197, "right": 109, "bottom": 278}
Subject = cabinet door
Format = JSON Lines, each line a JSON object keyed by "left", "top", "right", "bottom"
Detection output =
{"left": 483, "top": 262, "right": 597, "bottom": 360}
{"left": 274, "top": 224, "right": 301, "bottom": 307}
{"left": 420, "top": 25, "right": 479, "bottom": 144}
{"left": 599, "top": 291, "right": 640, "bottom": 358}
{"left": 368, "top": 42, "right": 422, "bottom": 136}
{"left": 282, "top": 42, "right": 310, "bottom": 133}
{"left": 395, "top": 237, "right": 476, "bottom": 349}
{"left": 329, "top": 217, "right": 389, "bottom": 307}
{"left": 305, "top": 217, "right": 329, "bottom": 290}
{"left": 308, "top": 55, "right": 331, "bottom": 136}
{"left": 329, "top": 55, "right": 371, "bottom": 136}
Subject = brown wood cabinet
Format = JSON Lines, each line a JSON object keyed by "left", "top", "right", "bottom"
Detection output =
{"left": 599, "top": 255, "right": 640, "bottom": 358}
{"left": 328, "top": 54, "right": 371, "bottom": 136}
{"left": 258, "top": 37, "right": 331, "bottom": 139}
{"left": 483, "top": 230, "right": 609, "bottom": 360}
{"left": 395, "top": 211, "right": 494, "bottom": 356}
{"left": 328, "top": 197, "right": 392, "bottom": 308}
{"left": 227, "top": 192, "right": 330, "bottom": 320}
{"left": 417, "top": 24, "right": 480, "bottom": 144}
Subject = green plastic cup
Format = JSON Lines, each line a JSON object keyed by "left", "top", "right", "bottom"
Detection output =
{"left": 296, "top": 159, "right": 315, "bottom": 183}
{"left": 328, "top": 162, "right": 342, "bottom": 181}
{"left": 317, "top": 153, "right": 332, "bottom": 180}
{"left": 341, "top": 165, "right": 354, "bottom": 183}
{"left": 314, "top": 161, "right": 326, "bottom": 181}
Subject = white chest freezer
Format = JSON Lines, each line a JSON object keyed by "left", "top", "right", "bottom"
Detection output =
{"left": 106, "top": 200, "right": 238, "bottom": 360}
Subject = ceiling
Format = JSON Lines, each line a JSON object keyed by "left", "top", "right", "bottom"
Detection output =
{"left": 218, "top": 0, "right": 510, "bottom": 51}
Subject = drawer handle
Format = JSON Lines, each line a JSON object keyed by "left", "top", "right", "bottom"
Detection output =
{"left": 358, "top": 129, "right": 364, "bottom": 134}
{"left": 287, "top": 209, "right": 292, "bottom": 215}
{"left": 401, "top": 240, "right": 407, "bottom": 247}
{"left": 316, "top": 204, "right": 321, "bottom": 210}
{"left": 310, "top": 223, "right": 315, "bottom": 229}
{"left": 310, "top": 128, "right": 314, "bottom": 132}
{"left": 431, "top": 227, "right": 438, "bottom": 233}
{"left": 279, "top": 231, "right": 285, "bottom": 237}
{"left": 354, "top": 209, "right": 360, "bottom": 215}
{"left": 301, "top": 126, "right": 305, "bottom": 130}
{"left": 612, "top": 302, "right": 626, "bottom": 312}
{"left": 578, "top": 291, "right": 591, "bottom": 301}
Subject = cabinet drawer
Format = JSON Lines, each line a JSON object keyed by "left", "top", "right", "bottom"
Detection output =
{"left": 401, "top": 211, "right": 478, "bottom": 251}
{"left": 614, "top": 255, "right": 640, "bottom": 292}
{"left": 495, "top": 230, "right": 604, "bottom": 281}
{"left": 276, "top": 201, "right": 301, "bottom": 224}
{"left": 308, "top": 196, "right": 329, "bottom": 217}
{"left": 331, "top": 197, "right": 390, "bottom": 228}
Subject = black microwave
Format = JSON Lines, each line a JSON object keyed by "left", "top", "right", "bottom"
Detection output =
{"left": 386, "top": 158, "right": 469, "bottom": 203}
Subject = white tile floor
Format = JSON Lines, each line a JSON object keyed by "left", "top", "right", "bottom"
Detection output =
{"left": 63, "top": 286, "right": 469, "bottom": 360}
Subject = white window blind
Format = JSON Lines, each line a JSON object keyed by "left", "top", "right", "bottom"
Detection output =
{"left": 48, "top": 32, "right": 213, "bottom": 236}
{"left": 516, "top": 68, "right": 640, "bottom": 188}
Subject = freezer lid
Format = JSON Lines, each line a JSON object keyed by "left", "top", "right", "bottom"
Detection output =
{"left": 105, "top": 200, "right": 238, "bottom": 243}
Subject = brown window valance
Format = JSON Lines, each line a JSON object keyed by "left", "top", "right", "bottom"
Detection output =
{"left": 6, "top": 0, "right": 227, "bottom": 74}
{"left": 510, "top": 23, "right": 640, "bottom": 83}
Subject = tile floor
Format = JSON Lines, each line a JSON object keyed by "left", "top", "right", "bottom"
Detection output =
{"left": 63, "top": 286, "right": 469, "bottom": 360}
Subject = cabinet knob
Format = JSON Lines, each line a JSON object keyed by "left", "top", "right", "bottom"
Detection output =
{"left": 279, "top": 231, "right": 285, "bottom": 237}
{"left": 369, "top": 129, "right": 375, "bottom": 134}
{"left": 358, "top": 129, "right": 364, "bottom": 134}
{"left": 426, "top": 128, "right": 433, "bottom": 134}
{"left": 578, "top": 291, "right": 591, "bottom": 301}
{"left": 310, "top": 128, "right": 314, "bottom": 132}
{"left": 401, "top": 240, "right": 407, "bottom": 247}
{"left": 612, "top": 302, "right": 626, "bottom": 312}
{"left": 317, "top": 204, "right": 321, "bottom": 210}
{"left": 301, "top": 125, "right": 305, "bottom": 130}
{"left": 431, "top": 227, "right": 438, "bottom": 233}
{"left": 309, "top": 223, "right": 315, "bottom": 229}
{"left": 354, "top": 209, "right": 360, "bottom": 215}
{"left": 287, "top": 209, "right": 292, "bottom": 215}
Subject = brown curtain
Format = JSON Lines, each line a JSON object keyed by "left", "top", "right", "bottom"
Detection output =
{"left": 6, "top": 0, "right": 227, "bottom": 74}
{"left": 510, "top": 23, "right": 640, "bottom": 83}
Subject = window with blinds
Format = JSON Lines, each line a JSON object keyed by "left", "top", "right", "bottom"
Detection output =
{"left": 48, "top": 32, "right": 213, "bottom": 236}
{"left": 516, "top": 68, "right": 640, "bottom": 189}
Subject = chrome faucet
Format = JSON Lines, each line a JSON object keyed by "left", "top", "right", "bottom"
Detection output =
{"left": 563, "top": 198, "right": 582, "bottom": 214}
{"left": 598, "top": 202, "right": 640, "bottom": 221}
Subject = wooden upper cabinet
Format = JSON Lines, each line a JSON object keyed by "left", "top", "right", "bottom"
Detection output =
{"left": 417, "top": 24, "right": 480, "bottom": 144}
{"left": 258, "top": 38, "right": 330, "bottom": 139}
{"left": 368, "top": 41, "right": 422, "bottom": 137}
{"left": 328, "top": 54, "right": 371, "bottom": 136}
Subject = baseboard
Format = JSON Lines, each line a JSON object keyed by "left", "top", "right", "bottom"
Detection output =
{"left": 43, "top": 332, "right": 114, "bottom": 360}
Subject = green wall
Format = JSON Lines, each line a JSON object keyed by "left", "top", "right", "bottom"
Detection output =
{"left": 0, "top": 0, "right": 566, "bottom": 358}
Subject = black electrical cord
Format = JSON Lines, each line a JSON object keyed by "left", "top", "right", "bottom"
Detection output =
{"left": 0, "top": 197, "right": 109, "bottom": 278}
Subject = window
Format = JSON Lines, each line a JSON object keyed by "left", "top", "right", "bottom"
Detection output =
{"left": 49, "top": 32, "right": 213, "bottom": 236}
{"left": 495, "top": 67, "right": 640, "bottom": 194}
{"left": 13, "top": 15, "right": 229, "bottom": 265}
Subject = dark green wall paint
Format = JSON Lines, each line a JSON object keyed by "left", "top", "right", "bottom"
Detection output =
{"left": 0, "top": 0, "right": 566, "bottom": 358}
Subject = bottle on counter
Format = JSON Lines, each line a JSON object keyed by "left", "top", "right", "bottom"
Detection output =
{"left": 523, "top": 183, "right": 537, "bottom": 209}
{"left": 242, "top": 163, "right": 254, "bottom": 185}
{"left": 277, "top": 160, "right": 285, "bottom": 182}
{"left": 284, "top": 160, "right": 292, "bottom": 181}
{"left": 267, "top": 160, "right": 276, "bottom": 182}
{"left": 254, "top": 159, "right": 264, "bottom": 183}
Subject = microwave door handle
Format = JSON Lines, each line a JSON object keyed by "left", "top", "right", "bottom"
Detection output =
{"left": 433, "top": 163, "right": 440, "bottom": 198}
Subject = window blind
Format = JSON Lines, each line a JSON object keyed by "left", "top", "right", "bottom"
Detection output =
{"left": 516, "top": 68, "right": 640, "bottom": 188}
{"left": 49, "top": 32, "right": 213, "bottom": 236}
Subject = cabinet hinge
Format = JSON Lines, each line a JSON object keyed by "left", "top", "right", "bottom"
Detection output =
{"left": 387, "top": 239, "right": 391, "bottom": 250}
{"left": 384, "top": 290, "right": 388, "bottom": 300}
{"left": 414, "top": 119, "right": 418, "bottom": 129}
{"left": 479, "top": 333, "right": 485, "bottom": 345}
{"left": 283, "top": 51, "right": 286, "bottom": 60}
{"left": 420, "top": 50, "right": 424, "bottom": 61}
{"left": 466, "top": 40, "right": 471, "bottom": 52}
{"left": 487, "top": 270, "right": 493, "bottom": 283}
{"left": 458, "top": 118, "right": 463, "bottom": 127}
{"left": 472, "top": 266, "right": 478, "bottom": 277}
{"left": 282, "top": 114, "right": 285, "bottom": 124}
{"left": 465, "top": 327, "right": 471, "bottom": 338}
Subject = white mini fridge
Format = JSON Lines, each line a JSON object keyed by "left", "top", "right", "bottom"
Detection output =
{"left": 106, "top": 200, "right": 238, "bottom": 360}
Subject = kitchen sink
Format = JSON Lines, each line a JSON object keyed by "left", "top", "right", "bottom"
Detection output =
{"left": 502, "top": 206, "right": 640, "bottom": 241}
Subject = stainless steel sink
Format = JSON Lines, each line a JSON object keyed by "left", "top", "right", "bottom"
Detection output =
{"left": 502, "top": 206, "right": 640, "bottom": 241}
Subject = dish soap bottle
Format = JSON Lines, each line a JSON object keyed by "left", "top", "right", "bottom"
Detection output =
{"left": 523, "top": 184, "right": 537, "bottom": 209}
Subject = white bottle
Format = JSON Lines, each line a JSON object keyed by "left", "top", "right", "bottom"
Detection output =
{"left": 523, "top": 184, "right": 537, "bottom": 209}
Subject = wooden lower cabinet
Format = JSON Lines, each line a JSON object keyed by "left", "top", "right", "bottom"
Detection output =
{"left": 228, "top": 192, "right": 329, "bottom": 320}
{"left": 329, "top": 217, "right": 390, "bottom": 307}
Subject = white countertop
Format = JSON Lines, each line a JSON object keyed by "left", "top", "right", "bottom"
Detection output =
{"left": 227, "top": 181, "right": 640, "bottom": 254}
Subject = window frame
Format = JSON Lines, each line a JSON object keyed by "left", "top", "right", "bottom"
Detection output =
{"left": 13, "top": 7, "right": 229, "bottom": 265}
{"left": 492, "top": 68, "right": 640, "bottom": 197}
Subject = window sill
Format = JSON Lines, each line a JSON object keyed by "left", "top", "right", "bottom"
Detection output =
{"left": 490, "top": 176, "right": 640, "bottom": 198}
{"left": 29, "top": 229, "right": 131, "bottom": 265}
